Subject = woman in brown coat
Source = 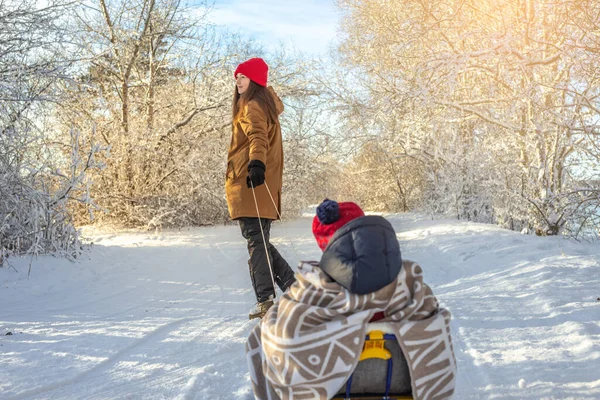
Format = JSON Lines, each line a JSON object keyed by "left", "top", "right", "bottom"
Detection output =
{"left": 226, "top": 57, "right": 296, "bottom": 319}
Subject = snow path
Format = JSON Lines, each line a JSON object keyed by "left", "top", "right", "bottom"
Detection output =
{"left": 1, "top": 214, "right": 599, "bottom": 399}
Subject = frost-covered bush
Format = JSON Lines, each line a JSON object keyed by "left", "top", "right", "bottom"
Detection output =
{"left": 0, "top": 129, "right": 106, "bottom": 265}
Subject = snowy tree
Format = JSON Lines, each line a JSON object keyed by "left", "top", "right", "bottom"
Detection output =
{"left": 58, "top": 1, "right": 327, "bottom": 227}
{"left": 0, "top": 0, "right": 106, "bottom": 265}
{"left": 335, "top": 0, "right": 600, "bottom": 236}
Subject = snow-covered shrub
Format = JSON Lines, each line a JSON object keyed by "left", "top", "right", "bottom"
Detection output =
{"left": 0, "top": 1, "right": 107, "bottom": 264}
{"left": 0, "top": 129, "right": 106, "bottom": 265}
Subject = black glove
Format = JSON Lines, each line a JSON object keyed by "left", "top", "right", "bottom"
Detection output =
{"left": 247, "top": 159, "right": 266, "bottom": 188}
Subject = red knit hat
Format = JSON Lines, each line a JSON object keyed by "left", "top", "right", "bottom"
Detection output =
{"left": 234, "top": 57, "right": 268, "bottom": 87}
{"left": 312, "top": 199, "right": 365, "bottom": 251}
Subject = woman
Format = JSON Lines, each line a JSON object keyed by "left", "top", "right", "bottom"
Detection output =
{"left": 225, "top": 57, "right": 296, "bottom": 320}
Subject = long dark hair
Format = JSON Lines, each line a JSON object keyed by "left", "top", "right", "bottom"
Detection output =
{"left": 232, "top": 81, "right": 278, "bottom": 124}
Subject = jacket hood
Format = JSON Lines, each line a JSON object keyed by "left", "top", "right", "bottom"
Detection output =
{"left": 319, "top": 215, "right": 402, "bottom": 294}
{"left": 267, "top": 86, "right": 284, "bottom": 115}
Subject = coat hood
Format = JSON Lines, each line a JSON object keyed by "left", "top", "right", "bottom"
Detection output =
{"left": 319, "top": 215, "right": 402, "bottom": 294}
{"left": 267, "top": 86, "right": 284, "bottom": 115}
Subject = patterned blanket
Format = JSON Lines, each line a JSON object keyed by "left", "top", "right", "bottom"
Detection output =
{"left": 246, "top": 260, "right": 457, "bottom": 400}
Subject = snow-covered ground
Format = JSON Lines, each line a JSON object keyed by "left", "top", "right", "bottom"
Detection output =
{"left": 1, "top": 214, "right": 599, "bottom": 399}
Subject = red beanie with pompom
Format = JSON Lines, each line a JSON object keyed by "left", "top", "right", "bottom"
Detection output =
{"left": 312, "top": 199, "right": 365, "bottom": 251}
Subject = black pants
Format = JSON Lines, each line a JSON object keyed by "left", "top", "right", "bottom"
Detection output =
{"left": 239, "top": 217, "right": 296, "bottom": 303}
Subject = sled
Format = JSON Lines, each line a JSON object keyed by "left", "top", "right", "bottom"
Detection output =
{"left": 332, "top": 330, "right": 413, "bottom": 400}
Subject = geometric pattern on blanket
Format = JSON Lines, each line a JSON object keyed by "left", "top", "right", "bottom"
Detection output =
{"left": 246, "top": 260, "right": 457, "bottom": 400}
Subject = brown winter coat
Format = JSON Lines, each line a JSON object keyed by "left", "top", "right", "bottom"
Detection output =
{"left": 225, "top": 86, "right": 284, "bottom": 220}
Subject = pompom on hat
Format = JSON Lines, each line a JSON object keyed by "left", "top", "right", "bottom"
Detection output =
{"left": 234, "top": 57, "right": 268, "bottom": 87}
{"left": 312, "top": 199, "right": 365, "bottom": 251}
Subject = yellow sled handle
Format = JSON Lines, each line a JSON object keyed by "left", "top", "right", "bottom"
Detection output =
{"left": 360, "top": 330, "right": 392, "bottom": 361}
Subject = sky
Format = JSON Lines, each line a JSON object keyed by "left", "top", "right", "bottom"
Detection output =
{"left": 198, "top": 0, "right": 342, "bottom": 55}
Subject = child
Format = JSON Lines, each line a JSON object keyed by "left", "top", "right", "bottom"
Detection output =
{"left": 246, "top": 199, "right": 457, "bottom": 400}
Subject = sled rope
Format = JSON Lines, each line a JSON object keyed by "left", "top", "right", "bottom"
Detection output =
{"left": 250, "top": 181, "right": 278, "bottom": 300}
{"left": 264, "top": 182, "right": 301, "bottom": 262}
